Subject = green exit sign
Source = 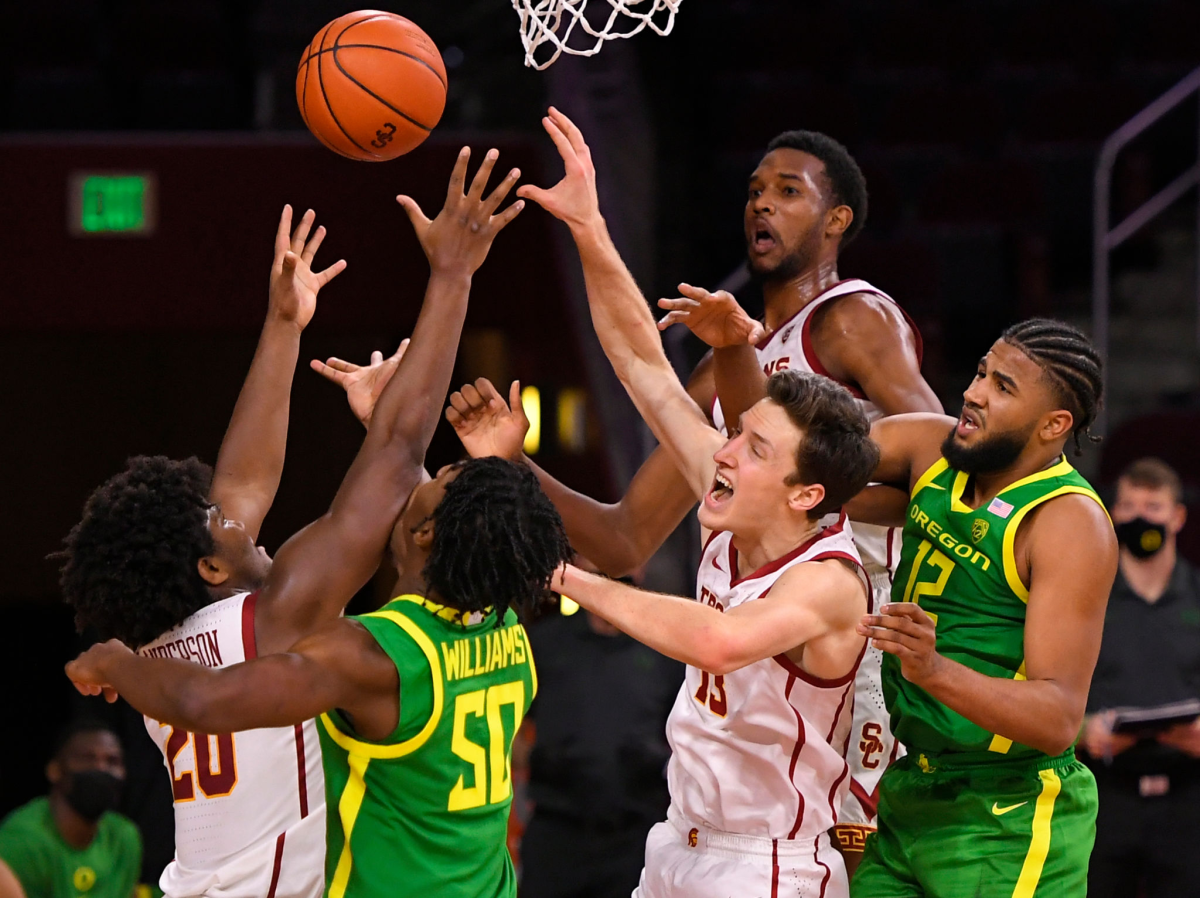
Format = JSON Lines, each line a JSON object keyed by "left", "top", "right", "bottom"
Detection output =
{"left": 69, "top": 173, "right": 157, "bottom": 236}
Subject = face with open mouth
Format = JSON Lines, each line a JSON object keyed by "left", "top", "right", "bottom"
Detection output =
{"left": 744, "top": 148, "right": 830, "bottom": 282}
{"left": 699, "top": 399, "right": 806, "bottom": 535}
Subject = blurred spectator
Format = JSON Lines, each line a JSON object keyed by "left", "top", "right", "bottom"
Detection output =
{"left": 519, "top": 598, "right": 683, "bottom": 898}
{"left": 1081, "top": 458, "right": 1200, "bottom": 898}
{"left": 0, "top": 720, "right": 141, "bottom": 898}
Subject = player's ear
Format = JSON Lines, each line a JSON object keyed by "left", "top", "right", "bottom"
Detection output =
{"left": 1039, "top": 408, "right": 1074, "bottom": 444}
{"left": 825, "top": 204, "right": 853, "bottom": 241}
{"left": 786, "top": 480, "right": 825, "bottom": 516}
{"left": 197, "top": 555, "right": 230, "bottom": 587}
{"left": 412, "top": 518, "right": 435, "bottom": 551}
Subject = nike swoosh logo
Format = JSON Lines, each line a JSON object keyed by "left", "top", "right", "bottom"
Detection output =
{"left": 992, "top": 801, "right": 1027, "bottom": 816}
{"left": 712, "top": 557, "right": 723, "bottom": 572}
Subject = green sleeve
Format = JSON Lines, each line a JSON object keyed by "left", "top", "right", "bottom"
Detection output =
{"left": 0, "top": 816, "right": 52, "bottom": 897}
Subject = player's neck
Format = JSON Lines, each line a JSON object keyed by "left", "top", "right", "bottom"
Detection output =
{"left": 49, "top": 792, "right": 98, "bottom": 850}
{"left": 760, "top": 258, "right": 840, "bottom": 332}
{"left": 1120, "top": 544, "right": 1177, "bottom": 604}
{"left": 732, "top": 515, "right": 822, "bottom": 575}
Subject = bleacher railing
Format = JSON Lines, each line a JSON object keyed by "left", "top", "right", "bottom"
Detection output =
{"left": 1093, "top": 66, "right": 1200, "bottom": 434}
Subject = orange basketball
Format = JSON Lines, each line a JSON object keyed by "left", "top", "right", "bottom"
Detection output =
{"left": 296, "top": 10, "right": 447, "bottom": 162}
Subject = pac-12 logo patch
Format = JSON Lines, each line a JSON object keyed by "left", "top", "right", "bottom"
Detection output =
{"left": 971, "top": 519, "right": 989, "bottom": 543}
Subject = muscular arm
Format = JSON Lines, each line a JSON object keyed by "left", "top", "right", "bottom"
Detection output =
{"left": 556, "top": 560, "right": 865, "bottom": 676}
{"left": 863, "top": 495, "right": 1117, "bottom": 755}
{"left": 811, "top": 294, "right": 942, "bottom": 415}
{"left": 65, "top": 619, "right": 399, "bottom": 740}
{"left": 210, "top": 207, "right": 345, "bottom": 540}
{"left": 257, "top": 150, "right": 523, "bottom": 651}
{"left": 520, "top": 109, "right": 723, "bottom": 501}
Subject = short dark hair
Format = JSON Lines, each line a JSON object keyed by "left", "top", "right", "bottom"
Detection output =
{"left": 51, "top": 718, "right": 119, "bottom": 762}
{"left": 765, "top": 130, "right": 869, "bottom": 246}
{"left": 423, "top": 457, "right": 573, "bottom": 626}
{"left": 1119, "top": 457, "right": 1183, "bottom": 503}
{"left": 56, "top": 455, "right": 215, "bottom": 648}
{"left": 766, "top": 371, "right": 880, "bottom": 518}
{"left": 1000, "top": 318, "right": 1104, "bottom": 456}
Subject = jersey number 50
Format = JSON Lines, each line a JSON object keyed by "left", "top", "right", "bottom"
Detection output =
{"left": 448, "top": 681, "right": 525, "bottom": 812}
{"left": 161, "top": 725, "right": 238, "bottom": 802}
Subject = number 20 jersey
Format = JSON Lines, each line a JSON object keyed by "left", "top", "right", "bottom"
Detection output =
{"left": 139, "top": 591, "right": 326, "bottom": 898}
{"left": 666, "top": 516, "right": 870, "bottom": 841}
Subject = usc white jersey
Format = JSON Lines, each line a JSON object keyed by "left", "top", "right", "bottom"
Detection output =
{"left": 664, "top": 515, "right": 869, "bottom": 844}
{"left": 710, "top": 277, "right": 916, "bottom": 833}
{"left": 139, "top": 592, "right": 325, "bottom": 898}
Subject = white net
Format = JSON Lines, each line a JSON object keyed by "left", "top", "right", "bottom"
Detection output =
{"left": 511, "top": 0, "right": 682, "bottom": 70}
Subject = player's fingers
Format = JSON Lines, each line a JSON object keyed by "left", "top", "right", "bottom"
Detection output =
{"left": 460, "top": 382, "right": 488, "bottom": 410}
{"left": 491, "top": 199, "right": 525, "bottom": 232}
{"left": 511, "top": 380, "right": 530, "bottom": 425}
{"left": 548, "top": 106, "right": 588, "bottom": 157}
{"left": 677, "top": 282, "right": 714, "bottom": 301}
{"left": 323, "top": 356, "right": 361, "bottom": 373}
{"left": 541, "top": 114, "right": 578, "bottom": 165}
{"left": 309, "top": 360, "right": 349, "bottom": 385}
{"left": 291, "top": 208, "right": 316, "bottom": 254}
{"left": 468, "top": 148, "right": 500, "bottom": 201}
{"left": 389, "top": 338, "right": 410, "bottom": 362}
{"left": 656, "top": 311, "right": 691, "bottom": 330}
{"left": 275, "top": 204, "right": 293, "bottom": 254}
{"left": 447, "top": 391, "right": 475, "bottom": 417}
{"left": 445, "top": 405, "right": 464, "bottom": 427}
{"left": 483, "top": 167, "right": 521, "bottom": 218}
{"left": 370, "top": 350, "right": 383, "bottom": 365}
{"left": 104, "top": 686, "right": 119, "bottom": 703}
{"left": 301, "top": 224, "right": 327, "bottom": 264}
{"left": 475, "top": 377, "right": 503, "bottom": 405}
{"left": 396, "top": 195, "right": 431, "bottom": 231}
{"left": 447, "top": 145, "right": 471, "bottom": 198}
{"left": 314, "top": 258, "right": 347, "bottom": 287}
{"left": 657, "top": 297, "right": 701, "bottom": 311}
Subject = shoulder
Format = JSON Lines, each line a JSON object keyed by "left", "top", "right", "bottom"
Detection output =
{"left": 100, "top": 810, "right": 141, "bottom": 847}
{"left": 811, "top": 290, "right": 913, "bottom": 347}
{"left": 0, "top": 800, "right": 53, "bottom": 855}
{"left": 1024, "top": 490, "right": 1115, "bottom": 548}
{"left": 772, "top": 555, "right": 867, "bottom": 621}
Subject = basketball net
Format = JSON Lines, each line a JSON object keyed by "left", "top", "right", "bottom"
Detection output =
{"left": 511, "top": 0, "right": 682, "bottom": 70}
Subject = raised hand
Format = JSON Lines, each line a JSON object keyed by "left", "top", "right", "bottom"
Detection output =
{"left": 446, "top": 378, "right": 529, "bottom": 461}
{"left": 311, "top": 339, "right": 410, "bottom": 428}
{"left": 397, "top": 147, "right": 523, "bottom": 276}
{"left": 516, "top": 107, "right": 601, "bottom": 231}
{"left": 65, "top": 639, "right": 131, "bottom": 704}
{"left": 269, "top": 205, "right": 347, "bottom": 331}
{"left": 657, "top": 284, "right": 766, "bottom": 348}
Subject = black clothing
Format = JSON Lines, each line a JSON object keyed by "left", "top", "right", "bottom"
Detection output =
{"left": 1084, "top": 557, "right": 1200, "bottom": 898}
{"left": 521, "top": 611, "right": 682, "bottom": 898}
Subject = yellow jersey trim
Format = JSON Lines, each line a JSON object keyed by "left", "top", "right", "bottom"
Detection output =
{"left": 911, "top": 457, "right": 950, "bottom": 498}
{"left": 327, "top": 751, "right": 370, "bottom": 898}
{"left": 1011, "top": 767, "right": 1062, "bottom": 898}
{"left": 397, "top": 593, "right": 494, "bottom": 626}
{"left": 988, "top": 661, "right": 1028, "bottom": 753}
{"left": 522, "top": 624, "right": 539, "bottom": 699}
{"left": 319, "top": 608, "right": 445, "bottom": 759}
{"left": 949, "top": 470, "right": 974, "bottom": 514}
{"left": 998, "top": 455, "right": 1074, "bottom": 496}
{"left": 1002, "top": 485, "right": 1107, "bottom": 603}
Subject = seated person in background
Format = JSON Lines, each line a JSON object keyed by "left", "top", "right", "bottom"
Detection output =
{"left": 0, "top": 720, "right": 140, "bottom": 898}
{"left": 1080, "top": 457, "right": 1200, "bottom": 898}
{"left": 518, "top": 582, "right": 683, "bottom": 898}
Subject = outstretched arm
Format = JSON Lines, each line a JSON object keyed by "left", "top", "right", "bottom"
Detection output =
{"left": 519, "top": 108, "right": 721, "bottom": 499}
{"left": 257, "top": 149, "right": 524, "bottom": 652}
{"left": 555, "top": 560, "right": 865, "bottom": 675}
{"left": 210, "top": 206, "right": 346, "bottom": 540}
{"left": 65, "top": 618, "right": 399, "bottom": 739}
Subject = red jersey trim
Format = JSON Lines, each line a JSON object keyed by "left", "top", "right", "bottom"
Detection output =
{"left": 241, "top": 591, "right": 260, "bottom": 660}
{"left": 770, "top": 840, "right": 780, "bottom": 898}
{"left": 754, "top": 279, "right": 858, "bottom": 352}
{"left": 265, "top": 832, "right": 285, "bottom": 898}
{"left": 850, "top": 777, "right": 879, "bottom": 820}
{"left": 814, "top": 835, "right": 832, "bottom": 898}
{"left": 784, "top": 675, "right": 808, "bottom": 839}
{"left": 293, "top": 724, "right": 309, "bottom": 818}
{"left": 728, "top": 514, "right": 848, "bottom": 587}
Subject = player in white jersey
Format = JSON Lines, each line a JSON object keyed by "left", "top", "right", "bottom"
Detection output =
{"left": 60, "top": 149, "right": 525, "bottom": 898}
{"left": 663, "top": 276, "right": 920, "bottom": 851}
{"left": 448, "top": 109, "right": 881, "bottom": 897}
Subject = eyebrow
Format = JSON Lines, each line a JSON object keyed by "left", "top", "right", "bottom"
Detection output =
{"left": 992, "top": 369, "right": 1019, "bottom": 391}
{"left": 777, "top": 172, "right": 803, "bottom": 181}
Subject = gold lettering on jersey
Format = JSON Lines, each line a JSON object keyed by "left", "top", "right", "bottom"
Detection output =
{"left": 909, "top": 505, "right": 992, "bottom": 571}
{"left": 441, "top": 627, "right": 530, "bottom": 682}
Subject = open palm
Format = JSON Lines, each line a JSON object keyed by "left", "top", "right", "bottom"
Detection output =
{"left": 269, "top": 205, "right": 347, "bottom": 330}
{"left": 657, "top": 284, "right": 765, "bottom": 348}
{"left": 311, "top": 340, "right": 409, "bottom": 428}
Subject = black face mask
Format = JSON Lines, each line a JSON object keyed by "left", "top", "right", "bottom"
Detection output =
{"left": 63, "top": 770, "right": 122, "bottom": 821}
{"left": 1115, "top": 517, "right": 1168, "bottom": 559}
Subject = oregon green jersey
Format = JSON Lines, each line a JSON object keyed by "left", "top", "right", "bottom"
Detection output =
{"left": 318, "top": 595, "right": 537, "bottom": 898}
{"left": 885, "top": 455, "right": 1107, "bottom": 761}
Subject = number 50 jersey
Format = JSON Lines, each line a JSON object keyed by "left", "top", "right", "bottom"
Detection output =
{"left": 139, "top": 591, "right": 326, "bottom": 898}
{"left": 317, "top": 595, "right": 535, "bottom": 898}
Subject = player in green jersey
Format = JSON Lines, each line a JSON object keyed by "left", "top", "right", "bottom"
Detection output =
{"left": 843, "top": 318, "right": 1118, "bottom": 897}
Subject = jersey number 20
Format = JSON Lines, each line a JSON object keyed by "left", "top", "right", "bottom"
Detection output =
{"left": 448, "top": 681, "right": 525, "bottom": 812}
{"left": 161, "top": 725, "right": 238, "bottom": 801}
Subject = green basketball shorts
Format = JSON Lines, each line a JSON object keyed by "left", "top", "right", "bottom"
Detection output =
{"left": 851, "top": 749, "right": 1097, "bottom": 898}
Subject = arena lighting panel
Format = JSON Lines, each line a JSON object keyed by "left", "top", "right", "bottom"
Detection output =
{"left": 68, "top": 172, "right": 158, "bottom": 236}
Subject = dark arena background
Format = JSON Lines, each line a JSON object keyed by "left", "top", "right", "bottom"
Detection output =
{"left": 1, "top": 1, "right": 1198, "bottom": 894}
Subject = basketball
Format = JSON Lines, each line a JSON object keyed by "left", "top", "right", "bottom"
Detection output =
{"left": 295, "top": 10, "right": 447, "bottom": 162}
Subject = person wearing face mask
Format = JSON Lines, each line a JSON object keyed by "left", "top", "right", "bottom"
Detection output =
{"left": 0, "top": 720, "right": 140, "bottom": 898}
{"left": 1081, "top": 457, "right": 1200, "bottom": 898}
